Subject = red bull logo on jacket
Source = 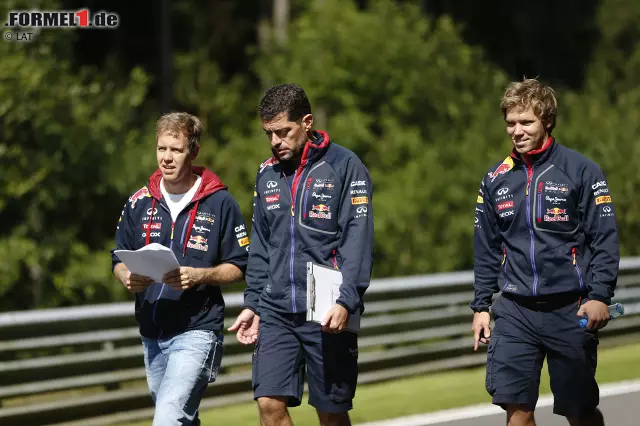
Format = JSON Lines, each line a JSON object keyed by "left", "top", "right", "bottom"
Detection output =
{"left": 187, "top": 235, "right": 209, "bottom": 251}
{"left": 129, "top": 186, "right": 150, "bottom": 209}
{"left": 544, "top": 207, "right": 569, "bottom": 222}
{"left": 309, "top": 204, "right": 331, "bottom": 219}
{"left": 488, "top": 157, "right": 515, "bottom": 182}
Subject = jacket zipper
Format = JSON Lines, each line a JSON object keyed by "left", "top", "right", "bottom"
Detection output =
{"left": 572, "top": 247, "right": 584, "bottom": 289}
{"left": 522, "top": 164, "right": 539, "bottom": 296}
{"left": 287, "top": 167, "right": 310, "bottom": 313}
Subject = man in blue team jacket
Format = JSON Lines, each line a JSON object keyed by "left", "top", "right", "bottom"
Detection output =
{"left": 111, "top": 112, "right": 249, "bottom": 426}
{"left": 229, "top": 84, "right": 374, "bottom": 426}
{"left": 471, "top": 79, "right": 620, "bottom": 426}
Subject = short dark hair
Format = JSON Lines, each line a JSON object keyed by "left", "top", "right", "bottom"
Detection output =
{"left": 259, "top": 84, "right": 312, "bottom": 122}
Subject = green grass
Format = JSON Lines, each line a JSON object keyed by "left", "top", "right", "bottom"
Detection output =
{"left": 120, "top": 341, "right": 640, "bottom": 426}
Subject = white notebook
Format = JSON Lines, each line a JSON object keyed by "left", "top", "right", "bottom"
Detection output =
{"left": 306, "top": 262, "right": 361, "bottom": 333}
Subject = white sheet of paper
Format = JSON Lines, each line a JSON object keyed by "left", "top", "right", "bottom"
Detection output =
{"left": 114, "top": 243, "right": 180, "bottom": 283}
{"left": 306, "top": 262, "right": 361, "bottom": 333}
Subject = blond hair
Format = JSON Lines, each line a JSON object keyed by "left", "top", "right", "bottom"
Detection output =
{"left": 155, "top": 112, "right": 202, "bottom": 152}
{"left": 500, "top": 78, "right": 558, "bottom": 133}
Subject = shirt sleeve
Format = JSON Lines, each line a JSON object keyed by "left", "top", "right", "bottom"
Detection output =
{"left": 242, "top": 179, "right": 270, "bottom": 314}
{"left": 217, "top": 193, "right": 249, "bottom": 274}
{"left": 470, "top": 178, "right": 502, "bottom": 312}
{"left": 110, "top": 202, "right": 136, "bottom": 272}
{"left": 579, "top": 165, "right": 620, "bottom": 304}
{"left": 335, "top": 157, "right": 375, "bottom": 315}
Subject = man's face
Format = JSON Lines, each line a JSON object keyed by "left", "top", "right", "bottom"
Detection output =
{"left": 505, "top": 106, "right": 549, "bottom": 155}
{"left": 262, "top": 112, "right": 312, "bottom": 162}
{"left": 156, "top": 132, "right": 194, "bottom": 183}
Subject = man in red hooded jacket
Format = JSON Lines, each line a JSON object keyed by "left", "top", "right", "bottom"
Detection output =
{"left": 111, "top": 112, "right": 249, "bottom": 426}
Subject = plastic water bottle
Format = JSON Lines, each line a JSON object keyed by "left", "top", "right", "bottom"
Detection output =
{"left": 579, "top": 302, "right": 624, "bottom": 328}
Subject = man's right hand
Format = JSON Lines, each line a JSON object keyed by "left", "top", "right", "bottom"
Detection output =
{"left": 228, "top": 309, "right": 260, "bottom": 345}
{"left": 472, "top": 311, "right": 492, "bottom": 351}
{"left": 114, "top": 264, "right": 153, "bottom": 293}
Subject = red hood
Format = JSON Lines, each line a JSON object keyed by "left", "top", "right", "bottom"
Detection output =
{"left": 148, "top": 166, "right": 227, "bottom": 201}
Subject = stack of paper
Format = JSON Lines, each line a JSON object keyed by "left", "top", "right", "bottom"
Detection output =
{"left": 114, "top": 243, "right": 180, "bottom": 283}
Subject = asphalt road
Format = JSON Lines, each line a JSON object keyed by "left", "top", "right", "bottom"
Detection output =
{"left": 430, "top": 390, "right": 638, "bottom": 426}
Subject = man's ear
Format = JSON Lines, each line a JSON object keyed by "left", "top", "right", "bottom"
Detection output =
{"left": 190, "top": 146, "right": 200, "bottom": 159}
{"left": 302, "top": 113, "right": 314, "bottom": 133}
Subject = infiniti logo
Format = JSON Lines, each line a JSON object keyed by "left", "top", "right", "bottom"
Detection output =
{"left": 266, "top": 181, "right": 278, "bottom": 188}
{"left": 356, "top": 206, "right": 368, "bottom": 214}
{"left": 147, "top": 208, "right": 158, "bottom": 215}
{"left": 497, "top": 187, "right": 509, "bottom": 195}
{"left": 603, "top": 206, "right": 612, "bottom": 213}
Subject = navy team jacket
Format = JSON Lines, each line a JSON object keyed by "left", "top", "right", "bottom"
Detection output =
{"left": 242, "top": 131, "right": 375, "bottom": 316}
{"left": 111, "top": 166, "right": 249, "bottom": 338}
{"left": 471, "top": 138, "right": 620, "bottom": 312}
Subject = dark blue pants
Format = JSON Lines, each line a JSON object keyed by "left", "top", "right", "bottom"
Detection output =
{"left": 252, "top": 309, "right": 358, "bottom": 413}
{"left": 486, "top": 293, "right": 599, "bottom": 417}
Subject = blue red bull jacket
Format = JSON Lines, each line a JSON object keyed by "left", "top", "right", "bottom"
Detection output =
{"left": 111, "top": 167, "right": 249, "bottom": 338}
{"left": 242, "top": 131, "right": 374, "bottom": 316}
{"left": 471, "top": 138, "right": 620, "bottom": 312}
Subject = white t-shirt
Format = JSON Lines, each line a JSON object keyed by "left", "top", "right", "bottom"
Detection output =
{"left": 160, "top": 175, "right": 202, "bottom": 222}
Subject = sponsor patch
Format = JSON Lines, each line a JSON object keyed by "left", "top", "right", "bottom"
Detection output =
{"left": 351, "top": 196, "right": 368, "bottom": 205}
{"left": 129, "top": 186, "right": 150, "bottom": 209}
{"left": 309, "top": 204, "right": 332, "bottom": 219}
{"left": 488, "top": 157, "right": 515, "bottom": 182}
{"left": 142, "top": 223, "right": 162, "bottom": 230}
{"left": 195, "top": 211, "right": 215, "bottom": 224}
{"left": 477, "top": 195, "right": 483, "bottom": 203}
{"left": 497, "top": 201, "right": 514, "bottom": 211}
{"left": 595, "top": 195, "right": 612, "bottom": 205}
{"left": 265, "top": 194, "right": 280, "bottom": 204}
{"left": 238, "top": 237, "right": 250, "bottom": 247}
{"left": 187, "top": 235, "right": 208, "bottom": 251}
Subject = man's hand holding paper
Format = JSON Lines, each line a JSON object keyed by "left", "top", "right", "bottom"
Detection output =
{"left": 114, "top": 263, "right": 153, "bottom": 294}
{"left": 163, "top": 267, "right": 200, "bottom": 291}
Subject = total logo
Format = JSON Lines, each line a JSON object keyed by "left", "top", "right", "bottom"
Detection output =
{"left": 265, "top": 194, "right": 280, "bottom": 204}
{"left": 497, "top": 201, "right": 514, "bottom": 211}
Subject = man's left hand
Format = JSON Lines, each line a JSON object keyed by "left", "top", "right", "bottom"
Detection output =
{"left": 577, "top": 300, "right": 610, "bottom": 330}
{"left": 163, "top": 267, "right": 201, "bottom": 291}
{"left": 321, "top": 304, "right": 349, "bottom": 334}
